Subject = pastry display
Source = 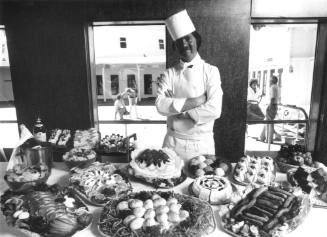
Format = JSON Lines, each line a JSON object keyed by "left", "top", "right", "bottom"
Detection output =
{"left": 74, "top": 128, "right": 99, "bottom": 149}
{"left": 4, "top": 164, "right": 50, "bottom": 191}
{"left": 188, "top": 154, "right": 232, "bottom": 178}
{"left": 5, "top": 163, "right": 49, "bottom": 183}
{"left": 57, "top": 129, "right": 71, "bottom": 146}
{"left": 63, "top": 147, "right": 96, "bottom": 168}
{"left": 48, "top": 129, "right": 62, "bottom": 144}
{"left": 233, "top": 156, "right": 276, "bottom": 185}
{"left": 128, "top": 148, "right": 186, "bottom": 188}
{"left": 288, "top": 163, "right": 327, "bottom": 207}
{"left": 98, "top": 191, "right": 216, "bottom": 237}
{"left": 222, "top": 186, "right": 309, "bottom": 237}
{"left": 276, "top": 145, "right": 314, "bottom": 172}
{"left": 0, "top": 184, "right": 93, "bottom": 237}
{"left": 98, "top": 133, "right": 135, "bottom": 153}
{"left": 69, "top": 162, "right": 132, "bottom": 206}
{"left": 189, "top": 175, "right": 232, "bottom": 205}
{"left": 48, "top": 129, "right": 71, "bottom": 147}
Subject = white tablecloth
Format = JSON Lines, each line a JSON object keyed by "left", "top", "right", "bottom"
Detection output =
{"left": 0, "top": 162, "right": 325, "bottom": 237}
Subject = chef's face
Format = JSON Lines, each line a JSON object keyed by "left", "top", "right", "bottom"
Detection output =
{"left": 175, "top": 33, "right": 198, "bottom": 62}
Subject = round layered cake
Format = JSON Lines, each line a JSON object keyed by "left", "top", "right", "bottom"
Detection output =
{"left": 190, "top": 175, "right": 232, "bottom": 205}
{"left": 128, "top": 148, "right": 185, "bottom": 188}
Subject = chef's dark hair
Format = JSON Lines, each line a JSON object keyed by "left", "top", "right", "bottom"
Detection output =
{"left": 172, "top": 31, "right": 202, "bottom": 51}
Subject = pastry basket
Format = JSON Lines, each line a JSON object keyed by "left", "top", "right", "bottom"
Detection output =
{"left": 96, "top": 133, "right": 137, "bottom": 163}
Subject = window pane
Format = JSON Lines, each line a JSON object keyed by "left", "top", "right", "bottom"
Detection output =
{"left": 246, "top": 24, "right": 317, "bottom": 151}
{"left": 0, "top": 26, "right": 18, "bottom": 149}
{"left": 120, "top": 37, "right": 127, "bottom": 48}
{"left": 127, "top": 74, "right": 136, "bottom": 88}
{"left": 245, "top": 122, "right": 307, "bottom": 152}
{"left": 144, "top": 74, "right": 153, "bottom": 95}
{"left": 110, "top": 75, "right": 119, "bottom": 95}
{"left": 96, "top": 75, "right": 103, "bottom": 95}
{"left": 93, "top": 23, "right": 166, "bottom": 121}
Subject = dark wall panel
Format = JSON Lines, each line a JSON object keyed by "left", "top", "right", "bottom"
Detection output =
{"left": 4, "top": 3, "right": 92, "bottom": 130}
{"left": 3, "top": 0, "right": 250, "bottom": 161}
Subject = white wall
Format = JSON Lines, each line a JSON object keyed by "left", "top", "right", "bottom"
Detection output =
{"left": 252, "top": 0, "right": 327, "bottom": 18}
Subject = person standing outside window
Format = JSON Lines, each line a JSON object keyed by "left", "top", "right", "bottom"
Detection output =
{"left": 125, "top": 86, "right": 139, "bottom": 119}
{"left": 260, "top": 75, "right": 281, "bottom": 142}
{"left": 156, "top": 9, "right": 223, "bottom": 162}
{"left": 114, "top": 93, "right": 129, "bottom": 120}
{"left": 247, "top": 79, "right": 264, "bottom": 121}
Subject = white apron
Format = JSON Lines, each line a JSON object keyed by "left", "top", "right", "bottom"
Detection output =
{"left": 162, "top": 64, "right": 215, "bottom": 161}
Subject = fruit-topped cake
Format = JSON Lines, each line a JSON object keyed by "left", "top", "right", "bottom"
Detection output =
{"left": 128, "top": 148, "right": 185, "bottom": 188}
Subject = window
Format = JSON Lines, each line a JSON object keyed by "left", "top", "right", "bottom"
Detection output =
{"left": 159, "top": 39, "right": 164, "bottom": 49}
{"left": 92, "top": 21, "right": 166, "bottom": 147}
{"left": 120, "top": 37, "right": 127, "bottom": 48}
{"left": 144, "top": 74, "right": 153, "bottom": 95}
{"left": 246, "top": 24, "right": 317, "bottom": 152}
{"left": 0, "top": 26, "right": 19, "bottom": 150}
{"left": 127, "top": 74, "right": 136, "bottom": 89}
{"left": 96, "top": 75, "right": 103, "bottom": 96}
{"left": 110, "top": 75, "right": 119, "bottom": 95}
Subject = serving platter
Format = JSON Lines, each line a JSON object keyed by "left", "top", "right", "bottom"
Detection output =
{"left": 231, "top": 157, "right": 277, "bottom": 187}
{"left": 221, "top": 187, "right": 311, "bottom": 237}
{"left": 0, "top": 184, "right": 93, "bottom": 237}
{"left": 98, "top": 191, "right": 216, "bottom": 237}
{"left": 69, "top": 162, "right": 133, "bottom": 206}
{"left": 287, "top": 167, "right": 327, "bottom": 209}
{"left": 187, "top": 154, "right": 232, "bottom": 178}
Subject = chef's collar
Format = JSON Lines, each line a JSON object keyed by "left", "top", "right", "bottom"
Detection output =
{"left": 179, "top": 53, "right": 202, "bottom": 69}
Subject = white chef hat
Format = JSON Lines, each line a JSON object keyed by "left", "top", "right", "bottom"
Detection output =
{"left": 165, "top": 9, "right": 196, "bottom": 41}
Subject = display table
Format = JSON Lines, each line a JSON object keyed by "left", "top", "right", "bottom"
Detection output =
{"left": 0, "top": 162, "right": 325, "bottom": 237}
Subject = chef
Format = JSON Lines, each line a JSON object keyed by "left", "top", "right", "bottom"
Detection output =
{"left": 156, "top": 9, "right": 223, "bottom": 162}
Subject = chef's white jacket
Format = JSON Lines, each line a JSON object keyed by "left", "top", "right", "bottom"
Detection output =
{"left": 156, "top": 54, "right": 223, "bottom": 160}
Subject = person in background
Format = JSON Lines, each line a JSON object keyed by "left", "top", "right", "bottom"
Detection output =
{"left": 260, "top": 75, "right": 281, "bottom": 143}
{"left": 156, "top": 9, "right": 223, "bottom": 162}
{"left": 247, "top": 79, "right": 264, "bottom": 121}
{"left": 125, "top": 87, "right": 139, "bottom": 119}
{"left": 114, "top": 93, "right": 129, "bottom": 120}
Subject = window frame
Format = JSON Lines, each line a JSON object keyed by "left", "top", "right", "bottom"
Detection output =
{"left": 246, "top": 20, "right": 319, "bottom": 152}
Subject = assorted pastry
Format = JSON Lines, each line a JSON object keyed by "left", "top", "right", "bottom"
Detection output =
{"left": 128, "top": 148, "right": 186, "bottom": 188}
{"left": 277, "top": 144, "right": 313, "bottom": 167}
{"left": 48, "top": 129, "right": 71, "bottom": 147}
{"left": 97, "top": 133, "right": 135, "bottom": 153}
{"left": 63, "top": 147, "right": 96, "bottom": 163}
{"left": 188, "top": 154, "right": 231, "bottom": 178}
{"left": 233, "top": 156, "right": 276, "bottom": 185}
{"left": 69, "top": 162, "right": 132, "bottom": 205}
{"left": 189, "top": 175, "right": 232, "bottom": 205}
{"left": 0, "top": 184, "right": 93, "bottom": 237}
{"left": 74, "top": 128, "right": 99, "bottom": 149}
{"left": 288, "top": 162, "right": 327, "bottom": 203}
{"left": 98, "top": 191, "right": 216, "bottom": 237}
{"left": 222, "top": 186, "right": 307, "bottom": 237}
{"left": 5, "top": 163, "right": 49, "bottom": 183}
